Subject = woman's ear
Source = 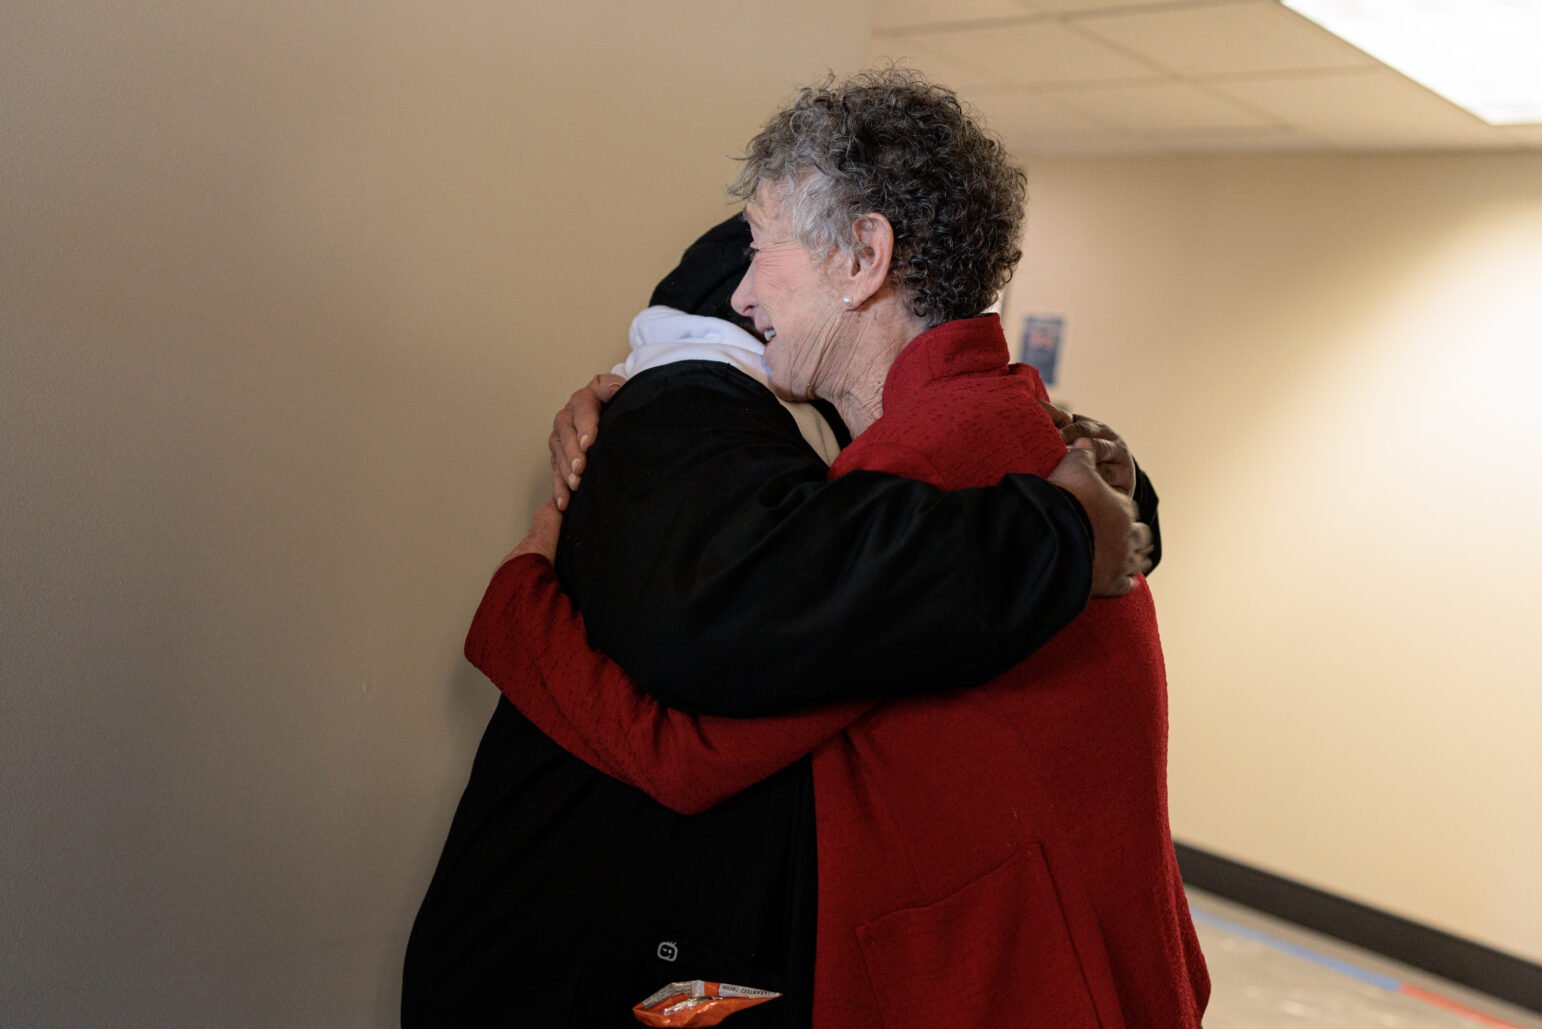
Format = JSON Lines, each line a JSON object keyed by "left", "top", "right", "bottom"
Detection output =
{"left": 838, "top": 212, "right": 896, "bottom": 307}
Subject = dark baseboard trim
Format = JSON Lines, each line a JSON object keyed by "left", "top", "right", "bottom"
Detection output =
{"left": 1175, "top": 842, "right": 1541, "bottom": 1014}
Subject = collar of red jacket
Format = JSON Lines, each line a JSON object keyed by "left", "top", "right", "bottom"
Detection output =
{"left": 882, "top": 313, "right": 1011, "bottom": 413}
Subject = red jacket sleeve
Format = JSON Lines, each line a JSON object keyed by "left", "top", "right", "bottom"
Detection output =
{"left": 465, "top": 554, "right": 872, "bottom": 815}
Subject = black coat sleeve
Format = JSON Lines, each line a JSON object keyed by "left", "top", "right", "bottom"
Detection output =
{"left": 555, "top": 361, "right": 1095, "bottom": 717}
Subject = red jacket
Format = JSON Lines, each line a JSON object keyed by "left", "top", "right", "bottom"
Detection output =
{"left": 466, "top": 315, "right": 1207, "bottom": 1027}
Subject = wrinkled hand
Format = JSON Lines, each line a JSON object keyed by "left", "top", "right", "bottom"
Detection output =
{"left": 500, "top": 498, "right": 563, "bottom": 567}
{"left": 1047, "top": 447, "right": 1153, "bottom": 597}
{"left": 1039, "top": 401, "right": 1136, "bottom": 497}
{"left": 549, "top": 373, "right": 626, "bottom": 510}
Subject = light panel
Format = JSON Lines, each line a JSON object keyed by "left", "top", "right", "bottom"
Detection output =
{"left": 1281, "top": 0, "right": 1542, "bottom": 125}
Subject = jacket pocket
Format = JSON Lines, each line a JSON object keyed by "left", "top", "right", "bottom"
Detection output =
{"left": 855, "top": 841, "right": 1116, "bottom": 1028}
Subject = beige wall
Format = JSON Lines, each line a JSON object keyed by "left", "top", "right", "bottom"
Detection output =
{"left": 1004, "top": 151, "right": 1542, "bottom": 963}
{"left": 0, "top": 1, "right": 869, "bottom": 1024}
{"left": 8, "top": 2, "right": 1539, "bottom": 1018}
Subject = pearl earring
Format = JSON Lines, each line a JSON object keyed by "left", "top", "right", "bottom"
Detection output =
{"left": 841, "top": 296, "right": 853, "bottom": 307}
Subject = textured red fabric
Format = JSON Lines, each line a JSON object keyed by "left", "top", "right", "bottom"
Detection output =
{"left": 810, "top": 315, "right": 1208, "bottom": 1027}
{"left": 464, "top": 314, "right": 1208, "bottom": 1027}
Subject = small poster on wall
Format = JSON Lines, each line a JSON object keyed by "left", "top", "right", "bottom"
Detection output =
{"left": 1019, "top": 314, "right": 1065, "bottom": 387}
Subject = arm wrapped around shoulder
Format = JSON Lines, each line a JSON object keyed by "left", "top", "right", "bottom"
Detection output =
{"left": 558, "top": 363, "right": 1095, "bottom": 718}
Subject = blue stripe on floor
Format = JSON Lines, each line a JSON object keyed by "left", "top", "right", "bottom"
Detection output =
{"left": 1188, "top": 906, "right": 1405, "bottom": 993}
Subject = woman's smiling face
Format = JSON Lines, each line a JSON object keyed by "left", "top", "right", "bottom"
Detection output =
{"left": 732, "top": 186, "right": 846, "bottom": 402}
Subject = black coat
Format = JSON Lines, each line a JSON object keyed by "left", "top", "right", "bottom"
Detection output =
{"left": 402, "top": 361, "right": 1154, "bottom": 1027}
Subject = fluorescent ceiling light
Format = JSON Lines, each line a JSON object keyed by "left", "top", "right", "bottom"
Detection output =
{"left": 1281, "top": 0, "right": 1542, "bottom": 125}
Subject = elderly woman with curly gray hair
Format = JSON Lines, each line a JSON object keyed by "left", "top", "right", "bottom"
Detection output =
{"left": 723, "top": 68, "right": 1206, "bottom": 1027}
{"left": 408, "top": 69, "right": 1206, "bottom": 1028}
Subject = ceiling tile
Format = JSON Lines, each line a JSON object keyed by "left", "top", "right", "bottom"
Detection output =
{"left": 884, "top": 20, "right": 1160, "bottom": 87}
{"left": 1153, "top": 128, "right": 1319, "bottom": 152}
{"left": 1020, "top": 0, "right": 1223, "bottom": 10}
{"left": 968, "top": 89, "right": 1119, "bottom": 138}
{"left": 1073, "top": 0, "right": 1374, "bottom": 77}
{"left": 872, "top": 0, "right": 1033, "bottom": 31}
{"left": 1052, "top": 81, "right": 1275, "bottom": 133}
{"left": 1014, "top": 134, "right": 1174, "bottom": 157}
{"left": 1217, "top": 68, "right": 1508, "bottom": 149}
{"left": 866, "top": 0, "right": 1531, "bottom": 154}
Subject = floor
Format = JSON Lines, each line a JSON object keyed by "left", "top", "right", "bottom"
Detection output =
{"left": 1188, "top": 889, "right": 1542, "bottom": 1029}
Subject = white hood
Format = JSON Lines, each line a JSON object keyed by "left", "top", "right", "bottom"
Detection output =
{"left": 614, "top": 306, "right": 841, "bottom": 465}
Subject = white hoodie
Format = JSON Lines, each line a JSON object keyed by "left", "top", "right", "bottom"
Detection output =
{"left": 614, "top": 306, "right": 842, "bottom": 465}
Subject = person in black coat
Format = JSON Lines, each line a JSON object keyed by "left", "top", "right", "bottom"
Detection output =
{"left": 401, "top": 214, "right": 1158, "bottom": 1028}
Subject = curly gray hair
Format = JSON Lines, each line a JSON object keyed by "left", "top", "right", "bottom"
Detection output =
{"left": 730, "top": 68, "right": 1026, "bottom": 327}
